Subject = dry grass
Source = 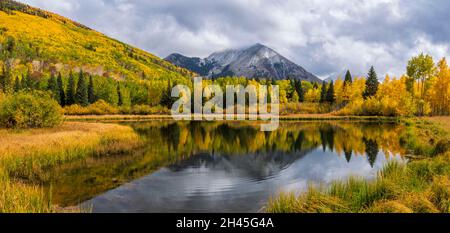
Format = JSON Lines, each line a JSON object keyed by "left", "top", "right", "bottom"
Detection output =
{"left": 0, "top": 122, "right": 140, "bottom": 213}
{"left": 422, "top": 117, "right": 450, "bottom": 133}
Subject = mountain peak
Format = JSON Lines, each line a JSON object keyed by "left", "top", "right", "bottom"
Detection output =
{"left": 165, "top": 44, "right": 320, "bottom": 82}
{"left": 250, "top": 43, "right": 265, "bottom": 48}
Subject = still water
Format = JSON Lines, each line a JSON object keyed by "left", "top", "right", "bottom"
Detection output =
{"left": 47, "top": 121, "right": 407, "bottom": 212}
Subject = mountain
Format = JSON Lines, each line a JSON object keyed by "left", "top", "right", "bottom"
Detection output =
{"left": 0, "top": 0, "right": 193, "bottom": 81}
{"left": 165, "top": 43, "right": 321, "bottom": 82}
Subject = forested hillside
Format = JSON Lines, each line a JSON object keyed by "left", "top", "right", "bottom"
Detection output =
{"left": 0, "top": 0, "right": 194, "bottom": 108}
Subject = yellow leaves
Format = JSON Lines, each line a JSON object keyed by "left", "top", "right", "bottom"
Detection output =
{"left": 279, "top": 89, "right": 289, "bottom": 104}
{"left": 0, "top": 11, "right": 189, "bottom": 81}
{"left": 337, "top": 76, "right": 416, "bottom": 116}
{"left": 376, "top": 76, "right": 416, "bottom": 116}
{"left": 334, "top": 77, "right": 366, "bottom": 105}
{"left": 427, "top": 58, "right": 450, "bottom": 115}
{"left": 305, "top": 88, "right": 320, "bottom": 102}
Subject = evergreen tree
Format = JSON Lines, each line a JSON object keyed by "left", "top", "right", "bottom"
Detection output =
{"left": 88, "top": 75, "right": 95, "bottom": 104}
{"left": 75, "top": 70, "right": 88, "bottom": 106}
{"left": 364, "top": 138, "right": 379, "bottom": 168}
{"left": 23, "top": 70, "right": 34, "bottom": 90}
{"left": 0, "top": 66, "right": 5, "bottom": 92}
{"left": 66, "top": 71, "right": 76, "bottom": 105}
{"left": 344, "top": 147, "right": 352, "bottom": 162}
{"left": 117, "top": 82, "right": 123, "bottom": 106}
{"left": 326, "top": 81, "right": 335, "bottom": 103}
{"left": 57, "top": 73, "right": 66, "bottom": 106}
{"left": 344, "top": 70, "right": 353, "bottom": 85}
{"left": 14, "top": 76, "right": 21, "bottom": 92}
{"left": 0, "top": 65, "right": 11, "bottom": 93}
{"left": 295, "top": 80, "right": 304, "bottom": 102}
{"left": 363, "top": 66, "right": 379, "bottom": 99}
{"left": 320, "top": 81, "right": 327, "bottom": 103}
{"left": 160, "top": 79, "right": 173, "bottom": 108}
{"left": 287, "top": 78, "right": 295, "bottom": 100}
{"left": 47, "top": 73, "right": 57, "bottom": 95}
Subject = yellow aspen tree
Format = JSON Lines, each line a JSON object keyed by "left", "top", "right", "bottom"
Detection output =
{"left": 428, "top": 58, "right": 450, "bottom": 115}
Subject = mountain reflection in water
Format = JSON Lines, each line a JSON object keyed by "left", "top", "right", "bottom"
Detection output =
{"left": 46, "top": 121, "right": 407, "bottom": 212}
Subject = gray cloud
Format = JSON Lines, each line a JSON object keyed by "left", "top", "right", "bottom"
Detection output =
{"left": 19, "top": 0, "right": 450, "bottom": 79}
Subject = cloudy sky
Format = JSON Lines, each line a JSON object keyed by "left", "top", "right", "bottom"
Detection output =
{"left": 19, "top": 0, "right": 450, "bottom": 79}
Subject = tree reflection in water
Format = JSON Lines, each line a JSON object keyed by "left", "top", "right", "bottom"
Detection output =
{"left": 44, "top": 121, "right": 407, "bottom": 210}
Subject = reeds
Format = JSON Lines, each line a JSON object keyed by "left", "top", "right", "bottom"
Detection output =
{"left": 266, "top": 118, "right": 450, "bottom": 213}
{"left": 267, "top": 152, "right": 450, "bottom": 213}
{"left": 0, "top": 122, "right": 140, "bottom": 213}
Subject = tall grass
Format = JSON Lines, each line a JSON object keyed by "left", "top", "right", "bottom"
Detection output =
{"left": 267, "top": 118, "right": 450, "bottom": 213}
{"left": 0, "top": 122, "right": 140, "bottom": 213}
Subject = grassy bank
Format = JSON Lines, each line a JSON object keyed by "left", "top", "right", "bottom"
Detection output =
{"left": 0, "top": 122, "right": 139, "bottom": 213}
{"left": 267, "top": 117, "right": 450, "bottom": 213}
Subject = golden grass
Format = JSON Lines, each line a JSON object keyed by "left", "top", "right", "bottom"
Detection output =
{"left": 422, "top": 117, "right": 450, "bottom": 133}
{"left": 0, "top": 122, "right": 138, "bottom": 158}
{"left": 0, "top": 122, "right": 140, "bottom": 213}
{"left": 266, "top": 119, "right": 450, "bottom": 213}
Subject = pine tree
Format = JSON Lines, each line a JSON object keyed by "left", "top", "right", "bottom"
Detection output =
{"left": 363, "top": 138, "right": 379, "bottom": 168}
{"left": 0, "top": 66, "right": 5, "bottom": 92}
{"left": 344, "top": 147, "right": 352, "bottom": 162}
{"left": 344, "top": 70, "right": 353, "bottom": 85}
{"left": 296, "top": 80, "right": 304, "bottom": 102}
{"left": 57, "top": 73, "right": 66, "bottom": 106}
{"left": 117, "top": 82, "right": 123, "bottom": 106}
{"left": 47, "top": 73, "right": 57, "bottom": 95}
{"left": 326, "top": 81, "right": 335, "bottom": 103}
{"left": 363, "top": 66, "right": 379, "bottom": 99}
{"left": 14, "top": 76, "right": 21, "bottom": 92}
{"left": 23, "top": 70, "right": 34, "bottom": 90}
{"left": 160, "top": 79, "right": 173, "bottom": 107}
{"left": 66, "top": 71, "right": 76, "bottom": 105}
{"left": 320, "top": 81, "right": 327, "bottom": 103}
{"left": 75, "top": 70, "right": 88, "bottom": 106}
{"left": 88, "top": 75, "right": 95, "bottom": 104}
{"left": 0, "top": 65, "right": 12, "bottom": 93}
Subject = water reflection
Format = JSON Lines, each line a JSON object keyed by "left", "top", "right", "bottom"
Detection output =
{"left": 46, "top": 121, "right": 407, "bottom": 212}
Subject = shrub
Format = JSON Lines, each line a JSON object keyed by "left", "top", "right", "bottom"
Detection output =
{"left": 0, "top": 91, "right": 62, "bottom": 128}
{"left": 63, "top": 100, "right": 119, "bottom": 115}
{"left": 335, "top": 98, "right": 364, "bottom": 116}
{"left": 129, "top": 105, "right": 170, "bottom": 115}
{"left": 87, "top": 100, "right": 119, "bottom": 115}
{"left": 63, "top": 101, "right": 171, "bottom": 115}
{"left": 280, "top": 103, "right": 331, "bottom": 115}
{"left": 63, "top": 104, "right": 90, "bottom": 115}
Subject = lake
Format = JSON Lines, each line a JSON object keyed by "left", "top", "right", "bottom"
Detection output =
{"left": 46, "top": 121, "right": 408, "bottom": 212}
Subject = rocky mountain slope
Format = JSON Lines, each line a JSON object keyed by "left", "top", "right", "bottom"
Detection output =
{"left": 165, "top": 43, "right": 320, "bottom": 82}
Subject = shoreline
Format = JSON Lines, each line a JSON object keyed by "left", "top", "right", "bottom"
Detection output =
{"left": 0, "top": 122, "right": 140, "bottom": 213}
{"left": 266, "top": 117, "right": 450, "bottom": 213}
{"left": 64, "top": 114, "right": 402, "bottom": 122}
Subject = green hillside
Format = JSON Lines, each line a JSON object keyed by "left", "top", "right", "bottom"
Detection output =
{"left": 0, "top": 0, "right": 193, "bottom": 107}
